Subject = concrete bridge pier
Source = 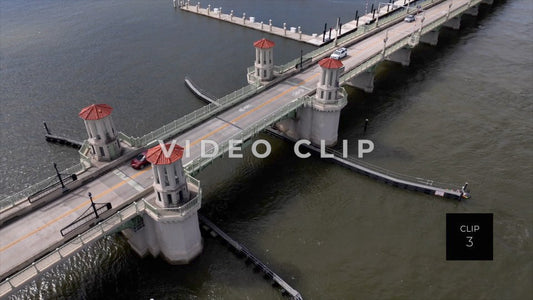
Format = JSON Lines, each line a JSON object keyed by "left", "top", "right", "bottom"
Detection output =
{"left": 464, "top": 5, "right": 479, "bottom": 16}
{"left": 386, "top": 47, "right": 412, "bottom": 67}
{"left": 346, "top": 69, "right": 375, "bottom": 93}
{"left": 443, "top": 15, "right": 462, "bottom": 30}
{"left": 296, "top": 58, "right": 347, "bottom": 146}
{"left": 420, "top": 29, "right": 440, "bottom": 46}
{"left": 124, "top": 143, "right": 202, "bottom": 264}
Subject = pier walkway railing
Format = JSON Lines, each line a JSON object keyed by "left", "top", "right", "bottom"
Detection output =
{"left": 0, "top": 163, "right": 87, "bottom": 212}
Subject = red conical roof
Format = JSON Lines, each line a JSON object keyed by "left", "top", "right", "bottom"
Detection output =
{"left": 318, "top": 57, "right": 344, "bottom": 69}
{"left": 79, "top": 104, "right": 113, "bottom": 120}
{"left": 253, "top": 38, "right": 275, "bottom": 49}
{"left": 146, "top": 143, "right": 184, "bottom": 165}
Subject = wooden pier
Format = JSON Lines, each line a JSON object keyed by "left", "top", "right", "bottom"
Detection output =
{"left": 176, "top": 0, "right": 420, "bottom": 46}
{"left": 45, "top": 134, "right": 82, "bottom": 149}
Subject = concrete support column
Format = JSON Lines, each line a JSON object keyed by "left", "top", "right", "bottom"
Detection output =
{"left": 348, "top": 70, "right": 375, "bottom": 93}
{"left": 464, "top": 5, "right": 479, "bottom": 16}
{"left": 386, "top": 47, "right": 412, "bottom": 67}
{"left": 124, "top": 209, "right": 203, "bottom": 264}
{"left": 296, "top": 58, "right": 347, "bottom": 147}
{"left": 420, "top": 29, "right": 440, "bottom": 46}
{"left": 443, "top": 15, "right": 461, "bottom": 30}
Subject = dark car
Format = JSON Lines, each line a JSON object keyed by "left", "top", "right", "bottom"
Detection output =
{"left": 131, "top": 151, "right": 149, "bottom": 169}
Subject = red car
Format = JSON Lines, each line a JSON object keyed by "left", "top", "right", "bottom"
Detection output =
{"left": 131, "top": 151, "right": 149, "bottom": 169}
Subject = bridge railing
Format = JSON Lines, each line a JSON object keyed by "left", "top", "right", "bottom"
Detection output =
{"left": 78, "top": 140, "right": 92, "bottom": 168}
{"left": 274, "top": 0, "right": 442, "bottom": 74}
{"left": 0, "top": 163, "right": 87, "bottom": 212}
{"left": 0, "top": 200, "right": 146, "bottom": 298}
{"left": 184, "top": 96, "right": 312, "bottom": 174}
{"left": 143, "top": 175, "right": 202, "bottom": 218}
{"left": 119, "top": 82, "right": 263, "bottom": 148}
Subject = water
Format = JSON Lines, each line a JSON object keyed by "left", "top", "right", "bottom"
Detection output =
{"left": 1, "top": 0, "right": 532, "bottom": 299}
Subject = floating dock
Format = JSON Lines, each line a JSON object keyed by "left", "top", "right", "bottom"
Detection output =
{"left": 43, "top": 121, "right": 82, "bottom": 149}
{"left": 199, "top": 214, "right": 303, "bottom": 300}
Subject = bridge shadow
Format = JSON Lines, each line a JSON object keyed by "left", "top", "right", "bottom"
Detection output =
{"left": 336, "top": 0, "right": 505, "bottom": 161}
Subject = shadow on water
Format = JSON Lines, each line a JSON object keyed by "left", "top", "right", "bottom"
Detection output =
{"left": 7, "top": 1, "right": 516, "bottom": 299}
{"left": 336, "top": 0, "right": 506, "bottom": 161}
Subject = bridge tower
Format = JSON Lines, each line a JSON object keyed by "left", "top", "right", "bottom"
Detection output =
{"left": 297, "top": 58, "right": 347, "bottom": 146}
{"left": 123, "top": 143, "right": 202, "bottom": 264}
{"left": 148, "top": 143, "right": 190, "bottom": 207}
{"left": 253, "top": 38, "right": 275, "bottom": 82}
{"left": 78, "top": 103, "right": 122, "bottom": 161}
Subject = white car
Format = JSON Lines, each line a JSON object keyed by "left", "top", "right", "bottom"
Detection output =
{"left": 404, "top": 14, "right": 415, "bottom": 23}
{"left": 330, "top": 47, "right": 347, "bottom": 60}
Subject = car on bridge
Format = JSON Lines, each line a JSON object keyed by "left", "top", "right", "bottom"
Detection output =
{"left": 131, "top": 150, "right": 149, "bottom": 169}
{"left": 404, "top": 14, "right": 415, "bottom": 23}
{"left": 330, "top": 47, "right": 347, "bottom": 60}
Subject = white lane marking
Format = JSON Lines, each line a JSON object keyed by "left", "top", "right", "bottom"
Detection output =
{"left": 113, "top": 169, "right": 145, "bottom": 192}
{"left": 239, "top": 104, "right": 252, "bottom": 112}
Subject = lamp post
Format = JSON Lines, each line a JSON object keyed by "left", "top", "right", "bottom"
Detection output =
{"left": 53, "top": 163, "right": 65, "bottom": 189}
{"left": 88, "top": 192, "right": 99, "bottom": 219}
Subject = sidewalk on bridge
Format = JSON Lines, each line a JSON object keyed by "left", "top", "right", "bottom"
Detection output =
{"left": 0, "top": 143, "right": 144, "bottom": 227}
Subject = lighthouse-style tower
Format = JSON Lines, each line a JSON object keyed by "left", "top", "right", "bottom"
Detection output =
{"left": 297, "top": 57, "right": 347, "bottom": 146}
{"left": 123, "top": 142, "right": 203, "bottom": 264}
{"left": 253, "top": 38, "right": 275, "bottom": 81}
{"left": 79, "top": 103, "right": 122, "bottom": 161}
{"left": 146, "top": 143, "right": 190, "bottom": 207}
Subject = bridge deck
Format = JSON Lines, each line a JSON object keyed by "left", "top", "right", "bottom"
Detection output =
{"left": 0, "top": 0, "right": 477, "bottom": 290}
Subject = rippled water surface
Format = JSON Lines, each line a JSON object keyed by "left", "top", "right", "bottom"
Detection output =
{"left": 1, "top": 0, "right": 532, "bottom": 299}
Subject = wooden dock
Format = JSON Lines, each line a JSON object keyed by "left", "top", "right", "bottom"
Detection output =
{"left": 199, "top": 214, "right": 303, "bottom": 300}
{"left": 45, "top": 134, "right": 82, "bottom": 149}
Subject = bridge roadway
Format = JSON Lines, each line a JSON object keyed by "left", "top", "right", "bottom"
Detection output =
{"left": 0, "top": 0, "right": 470, "bottom": 283}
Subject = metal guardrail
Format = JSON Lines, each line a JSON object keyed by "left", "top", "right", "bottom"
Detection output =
{"left": 0, "top": 82, "right": 261, "bottom": 208}
{"left": 247, "top": 0, "right": 443, "bottom": 77}
{"left": 119, "top": 82, "right": 263, "bottom": 148}
{"left": 0, "top": 163, "right": 86, "bottom": 212}
{"left": 340, "top": 0, "right": 482, "bottom": 84}
{"left": 184, "top": 96, "right": 312, "bottom": 174}
{"left": 0, "top": 0, "right": 478, "bottom": 214}
{"left": 327, "top": 148, "right": 461, "bottom": 191}
{"left": 78, "top": 140, "right": 92, "bottom": 168}
{"left": 0, "top": 200, "right": 146, "bottom": 298}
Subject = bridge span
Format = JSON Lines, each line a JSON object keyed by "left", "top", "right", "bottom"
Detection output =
{"left": 0, "top": 0, "right": 489, "bottom": 296}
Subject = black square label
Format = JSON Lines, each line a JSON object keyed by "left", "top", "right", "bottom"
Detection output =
{"left": 446, "top": 213, "right": 493, "bottom": 260}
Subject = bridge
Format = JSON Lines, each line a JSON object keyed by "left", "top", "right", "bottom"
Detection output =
{"left": 0, "top": 0, "right": 491, "bottom": 297}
